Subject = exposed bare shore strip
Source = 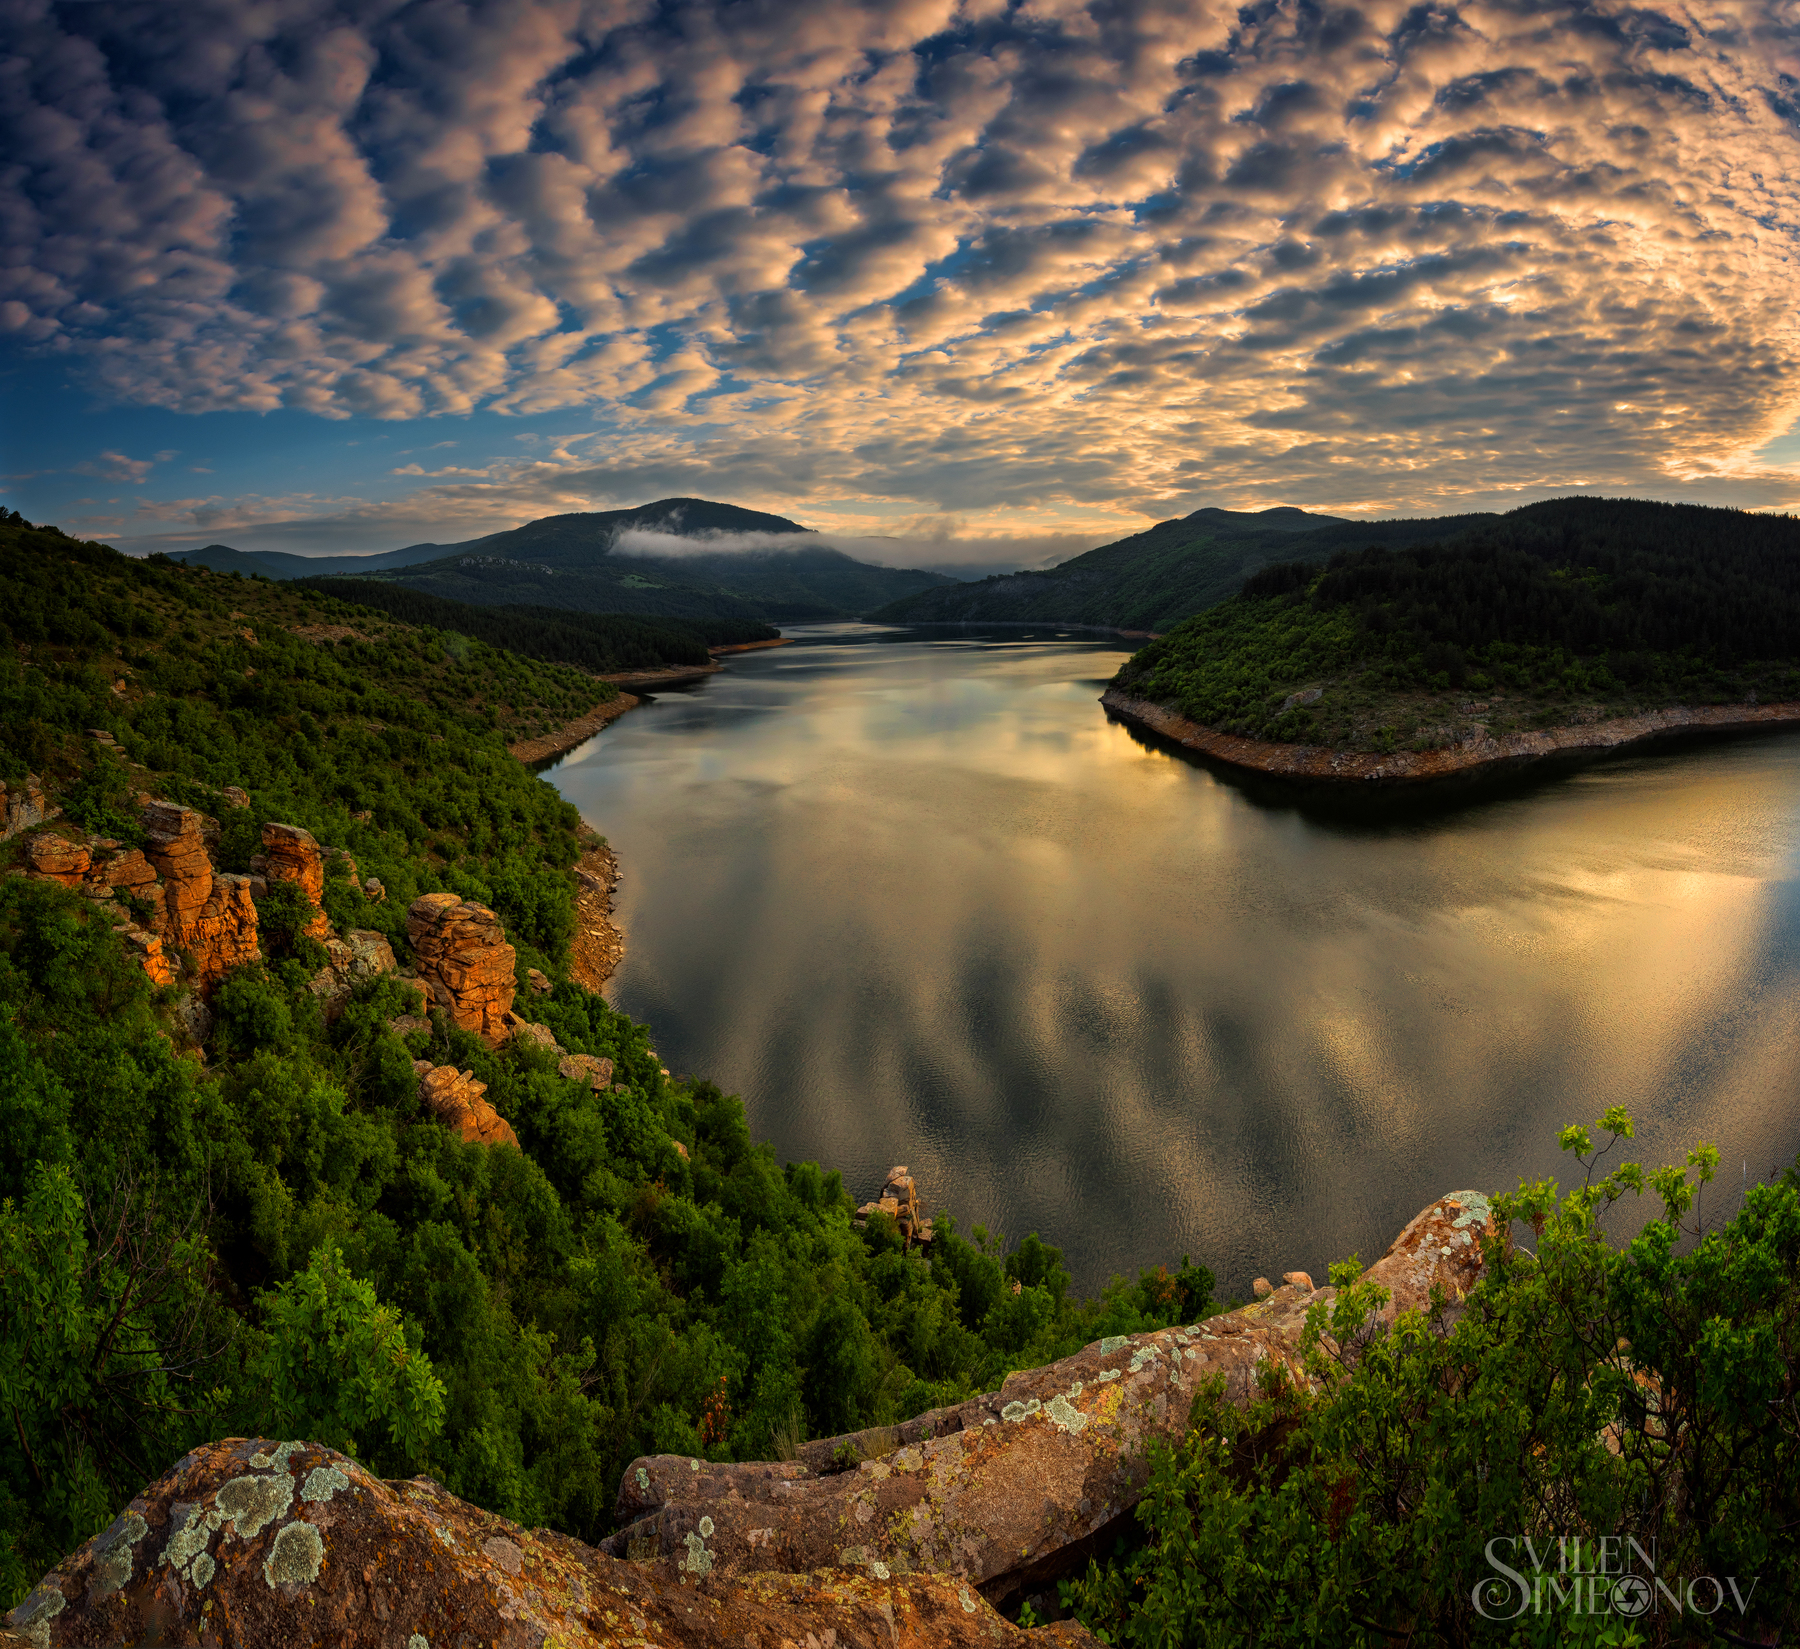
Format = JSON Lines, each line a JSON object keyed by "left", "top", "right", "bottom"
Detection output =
{"left": 1102, "top": 688, "right": 1800, "bottom": 784}
{"left": 506, "top": 693, "right": 640, "bottom": 763}
{"left": 569, "top": 831, "right": 625, "bottom": 992}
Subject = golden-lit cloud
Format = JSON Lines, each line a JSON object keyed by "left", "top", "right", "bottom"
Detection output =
{"left": 5, "top": 0, "right": 1800, "bottom": 524}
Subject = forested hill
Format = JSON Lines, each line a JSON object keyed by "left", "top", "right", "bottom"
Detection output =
{"left": 0, "top": 512, "right": 1215, "bottom": 1605}
{"left": 298, "top": 578, "right": 778, "bottom": 673}
{"left": 870, "top": 505, "right": 1496, "bottom": 632}
{"left": 1111, "top": 495, "right": 1800, "bottom": 752}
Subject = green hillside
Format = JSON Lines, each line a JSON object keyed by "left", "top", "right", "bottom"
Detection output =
{"left": 0, "top": 512, "right": 1214, "bottom": 1602}
{"left": 298, "top": 579, "right": 778, "bottom": 672}
{"left": 1111, "top": 496, "right": 1800, "bottom": 751}
{"left": 872, "top": 506, "right": 1503, "bottom": 632}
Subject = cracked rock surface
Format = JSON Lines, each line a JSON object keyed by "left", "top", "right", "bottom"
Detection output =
{"left": 6, "top": 1438, "right": 1094, "bottom": 1649}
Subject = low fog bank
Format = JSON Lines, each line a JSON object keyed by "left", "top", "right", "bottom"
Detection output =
{"left": 612, "top": 525, "right": 1104, "bottom": 579}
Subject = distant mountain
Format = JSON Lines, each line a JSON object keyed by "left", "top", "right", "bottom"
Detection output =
{"left": 869, "top": 505, "right": 1499, "bottom": 633}
{"left": 361, "top": 497, "right": 955, "bottom": 623}
{"left": 160, "top": 497, "right": 955, "bottom": 623}
{"left": 167, "top": 541, "right": 449, "bottom": 579}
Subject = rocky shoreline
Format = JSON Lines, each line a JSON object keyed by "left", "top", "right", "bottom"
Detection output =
{"left": 506, "top": 693, "right": 640, "bottom": 763}
{"left": 569, "top": 830, "right": 626, "bottom": 992}
{"left": 1102, "top": 688, "right": 1800, "bottom": 785}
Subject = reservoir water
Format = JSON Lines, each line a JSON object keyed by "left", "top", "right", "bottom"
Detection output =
{"left": 546, "top": 624, "right": 1800, "bottom": 1296}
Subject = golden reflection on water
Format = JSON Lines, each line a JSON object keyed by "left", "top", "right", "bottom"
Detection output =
{"left": 549, "top": 626, "right": 1800, "bottom": 1292}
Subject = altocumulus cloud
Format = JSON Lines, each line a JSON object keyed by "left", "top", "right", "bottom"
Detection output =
{"left": 4, "top": 0, "right": 1800, "bottom": 520}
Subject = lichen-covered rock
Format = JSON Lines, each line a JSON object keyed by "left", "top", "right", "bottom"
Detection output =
{"left": 343, "top": 929, "right": 397, "bottom": 978}
{"left": 260, "top": 823, "right": 330, "bottom": 940}
{"left": 606, "top": 1192, "right": 1496, "bottom": 1602}
{"left": 507, "top": 1012, "right": 563, "bottom": 1054}
{"left": 24, "top": 834, "right": 90, "bottom": 887}
{"left": 220, "top": 785, "right": 250, "bottom": 809}
{"left": 405, "top": 892, "right": 517, "bottom": 1045}
{"left": 559, "top": 1053, "right": 615, "bottom": 1091}
{"left": 415, "top": 1062, "right": 519, "bottom": 1149}
{"left": 362, "top": 876, "right": 386, "bottom": 901}
{"left": 5, "top": 1438, "right": 1085, "bottom": 1649}
{"left": 0, "top": 774, "right": 52, "bottom": 840}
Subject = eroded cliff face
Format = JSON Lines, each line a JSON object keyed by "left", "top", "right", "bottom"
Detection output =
{"left": 405, "top": 892, "right": 518, "bottom": 1045}
{"left": 6, "top": 1193, "right": 1492, "bottom": 1649}
{"left": 259, "top": 822, "right": 331, "bottom": 940}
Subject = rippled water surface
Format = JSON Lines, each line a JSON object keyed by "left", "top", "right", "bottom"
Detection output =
{"left": 546, "top": 624, "right": 1800, "bottom": 1294}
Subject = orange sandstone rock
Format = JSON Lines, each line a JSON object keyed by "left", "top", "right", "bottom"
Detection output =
{"left": 24, "top": 834, "right": 90, "bottom": 887}
{"left": 143, "top": 802, "right": 214, "bottom": 932}
{"left": 405, "top": 892, "right": 517, "bottom": 1045}
{"left": 414, "top": 1061, "right": 519, "bottom": 1149}
{"left": 260, "top": 822, "right": 330, "bottom": 939}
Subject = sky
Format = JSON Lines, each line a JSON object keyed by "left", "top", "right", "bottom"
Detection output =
{"left": 3, "top": 0, "right": 1800, "bottom": 574}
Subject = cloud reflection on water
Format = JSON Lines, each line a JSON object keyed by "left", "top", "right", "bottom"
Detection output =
{"left": 550, "top": 627, "right": 1800, "bottom": 1291}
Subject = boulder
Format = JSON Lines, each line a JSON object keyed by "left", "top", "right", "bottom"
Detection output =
{"left": 527, "top": 966, "right": 552, "bottom": 994}
{"left": 260, "top": 823, "right": 330, "bottom": 940}
{"left": 5, "top": 1438, "right": 1083, "bottom": 1649}
{"left": 856, "top": 1166, "right": 932, "bottom": 1247}
{"left": 0, "top": 774, "right": 52, "bottom": 840}
{"left": 605, "top": 1191, "right": 1496, "bottom": 1603}
{"left": 507, "top": 1012, "right": 563, "bottom": 1055}
{"left": 559, "top": 1053, "right": 615, "bottom": 1091}
{"left": 362, "top": 876, "right": 385, "bottom": 901}
{"left": 220, "top": 786, "right": 249, "bottom": 808}
{"left": 24, "top": 834, "right": 90, "bottom": 887}
{"left": 415, "top": 1062, "right": 519, "bottom": 1149}
{"left": 343, "top": 929, "right": 397, "bottom": 979}
{"left": 405, "top": 893, "right": 517, "bottom": 1045}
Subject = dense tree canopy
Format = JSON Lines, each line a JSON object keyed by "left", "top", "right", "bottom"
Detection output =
{"left": 1115, "top": 497, "right": 1800, "bottom": 751}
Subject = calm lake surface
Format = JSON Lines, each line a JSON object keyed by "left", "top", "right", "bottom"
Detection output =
{"left": 547, "top": 624, "right": 1800, "bottom": 1296}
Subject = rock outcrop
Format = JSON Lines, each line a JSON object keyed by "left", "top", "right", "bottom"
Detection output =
{"left": 559, "top": 1052, "right": 616, "bottom": 1091}
{"left": 142, "top": 804, "right": 262, "bottom": 983}
{"left": 0, "top": 774, "right": 53, "bottom": 839}
{"left": 6, "top": 1438, "right": 1082, "bottom": 1649}
{"left": 606, "top": 1191, "right": 1495, "bottom": 1603}
{"left": 415, "top": 1061, "right": 519, "bottom": 1149}
{"left": 856, "top": 1166, "right": 934, "bottom": 1248}
{"left": 23, "top": 834, "right": 90, "bottom": 887}
{"left": 405, "top": 893, "right": 517, "bottom": 1044}
{"left": 260, "top": 823, "right": 330, "bottom": 939}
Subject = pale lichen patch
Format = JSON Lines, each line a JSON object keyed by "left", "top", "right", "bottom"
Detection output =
{"left": 12, "top": 1584, "right": 65, "bottom": 1649}
{"left": 216, "top": 1472, "right": 295, "bottom": 1541}
{"left": 1098, "top": 1335, "right": 1130, "bottom": 1354}
{"left": 959, "top": 1585, "right": 978, "bottom": 1613}
{"left": 681, "top": 1530, "right": 713, "bottom": 1576}
{"left": 190, "top": 1551, "right": 216, "bottom": 1590}
{"left": 1044, "top": 1394, "right": 1087, "bottom": 1434}
{"left": 1000, "top": 1397, "right": 1041, "bottom": 1423}
{"left": 89, "top": 1510, "right": 149, "bottom": 1601}
{"left": 301, "top": 1465, "right": 351, "bottom": 1503}
{"left": 264, "top": 1519, "right": 325, "bottom": 1588}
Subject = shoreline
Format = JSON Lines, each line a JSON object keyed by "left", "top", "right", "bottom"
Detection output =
{"left": 505, "top": 693, "right": 641, "bottom": 763}
{"left": 1101, "top": 688, "right": 1800, "bottom": 785}
{"left": 709, "top": 636, "right": 792, "bottom": 655}
{"left": 569, "top": 830, "right": 626, "bottom": 993}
